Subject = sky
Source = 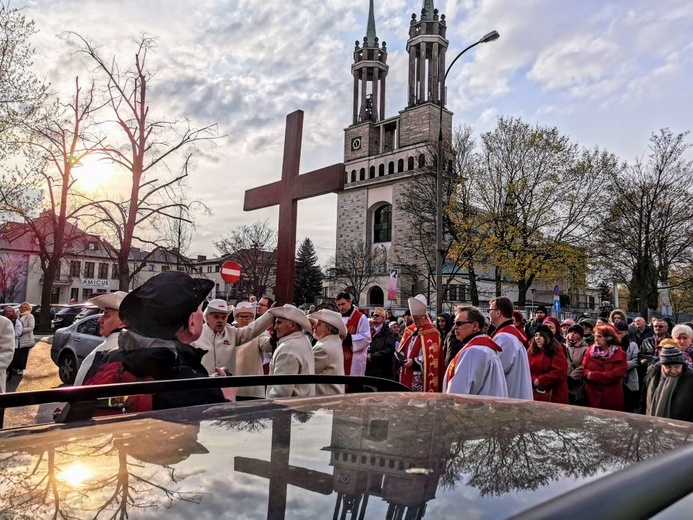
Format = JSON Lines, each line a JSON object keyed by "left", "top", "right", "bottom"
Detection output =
{"left": 18, "top": 0, "right": 693, "bottom": 265}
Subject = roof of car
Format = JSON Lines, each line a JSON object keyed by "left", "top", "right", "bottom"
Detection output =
{"left": 0, "top": 392, "right": 691, "bottom": 518}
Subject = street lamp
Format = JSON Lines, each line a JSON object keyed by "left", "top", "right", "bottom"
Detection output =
{"left": 435, "top": 30, "right": 499, "bottom": 315}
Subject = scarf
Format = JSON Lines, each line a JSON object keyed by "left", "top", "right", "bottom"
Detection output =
{"left": 647, "top": 371, "right": 680, "bottom": 417}
{"left": 683, "top": 347, "right": 693, "bottom": 370}
{"left": 589, "top": 345, "right": 619, "bottom": 360}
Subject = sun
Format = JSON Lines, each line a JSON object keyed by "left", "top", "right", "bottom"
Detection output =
{"left": 71, "top": 154, "right": 125, "bottom": 193}
{"left": 59, "top": 462, "right": 92, "bottom": 488}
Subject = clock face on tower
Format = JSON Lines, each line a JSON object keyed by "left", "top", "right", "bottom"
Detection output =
{"left": 351, "top": 136, "right": 362, "bottom": 151}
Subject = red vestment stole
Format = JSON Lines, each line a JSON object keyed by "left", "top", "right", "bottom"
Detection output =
{"left": 445, "top": 334, "right": 502, "bottom": 387}
{"left": 342, "top": 308, "right": 364, "bottom": 376}
{"left": 493, "top": 323, "right": 529, "bottom": 349}
{"left": 397, "top": 323, "right": 443, "bottom": 392}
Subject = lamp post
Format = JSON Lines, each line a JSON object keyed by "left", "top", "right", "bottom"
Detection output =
{"left": 435, "top": 30, "right": 499, "bottom": 315}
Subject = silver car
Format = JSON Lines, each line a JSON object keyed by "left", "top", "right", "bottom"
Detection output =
{"left": 50, "top": 314, "right": 104, "bottom": 384}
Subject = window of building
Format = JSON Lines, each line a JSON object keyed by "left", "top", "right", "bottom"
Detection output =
{"left": 460, "top": 285, "right": 467, "bottom": 302}
{"left": 418, "top": 154, "right": 426, "bottom": 168}
{"left": 408, "top": 157, "right": 415, "bottom": 170}
{"left": 161, "top": 265, "right": 170, "bottom": 272}
{"left": 215, "top": 265, "right": 220, "bottom": 272}
{"left": 359, "top": 168, "right": 366, "bottom": 181}
{"left": 350, "top": 170, "right": 356, "bottom": 183}
{"left": 379, "top": 164, "right": 385, "bottom": 176}
{"left": 388, "top": 161, "right": 394, "bottom": 174}
{"left": 98, "top": 263, "right": 109, "bottom": 279}
{"left": 70, "top": 261, "right": 80, "bottom": 277}
{"left": 82, "top": 288, "right": 94, "bottom": 300}
{"left": 111, "top": 265, "right": 119, "bottom": 280}
{"left": 87, "top": 242, "right": 98, "bottom": 251}
{"left": 373, "top": 204, "right": 392, "bottom": 243}
{"left": 84, "top": 262, "right": 95, "bottom": 278}
{"left": 70, "top": 288, "right": 79, "bottom": 302}
{"left": 398, "top": 159, "right": 404, "bottom": 172}
{"left": 448, "top": 284, "right": 458, "bottom": 301}
{"left": 369, "top": 165, "right": 375, "bottom": 179}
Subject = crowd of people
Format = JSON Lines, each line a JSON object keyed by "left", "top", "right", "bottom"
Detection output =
{"left": 1, "top": 272, "right": 692, "bottom": 424}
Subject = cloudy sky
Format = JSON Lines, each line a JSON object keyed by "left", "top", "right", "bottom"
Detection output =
{"left": 19, "top": 0, "right": 693, "bottom": 265}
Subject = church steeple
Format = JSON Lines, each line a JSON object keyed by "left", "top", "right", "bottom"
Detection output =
{"left": 406, "top": 0, "right": 448, "bottom": 107}
{"left": 351, "top": 0, "right": 388, "bottom": 125}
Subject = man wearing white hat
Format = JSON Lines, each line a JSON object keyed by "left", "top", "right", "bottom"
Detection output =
{"left": 396, "top": 294, "right": 443, "bottom": 392}
{"left": 234, "top": 302, "right": 271, "bottom": 398}
{"left": 193, "top": 298, "right": 274, "bottom": 376}
{"left": 73, "top": 291, "right": 129, "bottom": 386}
{"left": 265, "top": 304, "right": 315, "bottom": 398}
{"left": 309, "top": 309, "right": 346, "bottom": 396}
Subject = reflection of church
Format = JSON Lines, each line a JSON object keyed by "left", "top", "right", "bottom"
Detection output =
{"left": 335, "top": 0, "right": 452, "bottom": 310}
{"left": 325, "top": 401, "right": 454, "bottom": 519}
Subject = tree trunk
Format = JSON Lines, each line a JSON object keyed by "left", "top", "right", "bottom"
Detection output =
{"left": 39, "top": 262, "right": 58, "bottom": 331}
{"left": 517, "top": 278, "right": 527, "bottom": 308}
{"left": 495, "top": 266, "right": 502, "bottom": 297}
{"left": 468, "top": 267, "right": 479, "bottom": 306}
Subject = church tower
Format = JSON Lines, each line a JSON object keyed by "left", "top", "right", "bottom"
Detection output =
{"left": 336, "top": 0, "right": 453, "bottom": 309}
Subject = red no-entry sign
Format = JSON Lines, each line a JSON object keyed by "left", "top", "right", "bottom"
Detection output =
{"left": 220, "top": 261, "right": 241, "bottom": 283}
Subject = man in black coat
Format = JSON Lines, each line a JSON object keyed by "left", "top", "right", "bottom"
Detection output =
{"left": 642, "top": 346, "right": 693, "bottom": 422}
{"left": 366, "top": 307, "right": 397, "bottom": 380}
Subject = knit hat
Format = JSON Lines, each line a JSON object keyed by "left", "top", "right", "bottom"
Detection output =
{"left": 578, "top": 318, "right": 596, "bottom": 330}
{"left": 567, "top": 324, "right": 584, "bottom": 337}
{"left": 561, "top": 319, "right": 575, "bottom": 327}
{"left": 659, "top": 345, "right": 685, "bottom": 365}
{"left": 535, "top": 324, "right": 554, "bottom": 340}
{"left": 536, "top": 305, "right": 548, "bottom": 314}
{"left": 614, "top": 320, "right": 629, "bottom": 332}
{"left": 544, "top": 316, "right": 560, "bottom": 331}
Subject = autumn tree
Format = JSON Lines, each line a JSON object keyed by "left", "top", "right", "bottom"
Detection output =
{"left": 65, "top": 34, "right": 220, "bottom": 290}
{"left": 468, "top": 116, "right": 620, "bottom": 305}
{"left": 596, "top": 129, "right": 693, "bottom": 315}
{"left": 215, "top": 220, "right": 277, "bottom": 299}
{"left": 293, "top": 238, "right": 323, "bottom": 307}
{"left": 329, "top": 240, "right": 386, "bottom": 304}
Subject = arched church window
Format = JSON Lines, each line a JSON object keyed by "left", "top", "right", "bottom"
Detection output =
{"left": 408, "top": 157, "right": 415, "bottom": 170}
{"left": 418, "top": 154, "right": 426, "bottom": 168}
{"left": 388, "top": 161, "right": 394, "bottom": 175}
{"left": 351, "top": 170, "right": 356, "bottom": 183}
{"left": 373, "top": 204, "right": 392, "bottom": 243}
{"left": 398, "top": 159, "right": 404, "bottom": 172}
{"left": 379, "top": 164, "right": 385, "bottom": 176}
{"left": 368, "top": 286, "right": 385, "bottom": 307}
{"left": 360, "top": 168, "right": 366, "bottom": 181}
{"left": 369, "top": 165, "right": 376, "bottom": 178}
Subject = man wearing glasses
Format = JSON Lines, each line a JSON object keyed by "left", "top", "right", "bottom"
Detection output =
{"left": 639, "top": 317, "right": 672, "bottom": 380}
{"left": 444, "top": 306, "right": 508, "bottom": 397}
{"left": 489, "top": 297, "right": 533, "bottom": 400}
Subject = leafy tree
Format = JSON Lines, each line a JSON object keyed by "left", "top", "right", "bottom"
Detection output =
{"left": 329, "top": 240, "right": 386, "bottom": 304}
{"left": 596, "top": 129, "right": 693, "bottom": 315}
{"left": 64, "top": 34, "right": 220, "bottom": 290}
{"left": 468, "top": 116, "right": 619, "bottom": 305}
{"left": 293, "top": 237, "right": 323, "bottom": 306}
{"left": 215, "top": 220, "right": 277, "bottom": 299}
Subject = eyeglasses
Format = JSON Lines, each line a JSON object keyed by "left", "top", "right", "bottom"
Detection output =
{"left": 453, "top": 320, "right": 475, "bottom": 327}
{"left": 373, "top": 313, "right": 382, "bottom": 317}
{"left": 235, "top": 315, "right": 253, "bottom": 320}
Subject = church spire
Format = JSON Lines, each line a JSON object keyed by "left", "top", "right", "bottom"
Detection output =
{"left": 365, "top": 0, "right": 377, "bottom": 47}
{"left": 422, "top": 0, "right": 435, "bottom": 19}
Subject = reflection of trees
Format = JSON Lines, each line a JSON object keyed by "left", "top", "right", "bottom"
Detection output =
{"left": 0, "top": 419, "right": 207, "bottom": 518}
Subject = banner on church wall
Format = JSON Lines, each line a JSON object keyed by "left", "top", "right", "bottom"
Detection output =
{"left": 388, "top": 269, "right": 398, "bottom": 300}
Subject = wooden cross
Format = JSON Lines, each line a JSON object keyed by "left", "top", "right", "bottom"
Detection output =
{"left": 244, "top": 110, "right": 345, "bottom": 304}
{"left": 234, "top": 413, "right": 333, "bottom": 519}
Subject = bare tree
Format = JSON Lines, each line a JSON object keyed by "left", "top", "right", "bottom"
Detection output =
{"left": 329, "top": 240, "right": 386, "bottom": 304}
{"left": 215, "top": 220, "right": 277, "bottom": 299}
{"left": 0, "top": 252, "right": 27, "bottom": 302}
{"left": 64, "top": 34, "right": 221, "bottom": 290}
{"left": 596, "top": 129, "right": 693, "bottom": 315}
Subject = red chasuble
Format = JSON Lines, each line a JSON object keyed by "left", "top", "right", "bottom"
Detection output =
{"left": 493, "top": 323, "right": 529, "bottom": 349}
{"left": 342, "top": 308, "right": 364, "bottom": 376}
{"left": 397, "top": 322, "right": 443, "bottom": 392}
{"left": 445, "top": 334, "right": 502, "bottom": 387}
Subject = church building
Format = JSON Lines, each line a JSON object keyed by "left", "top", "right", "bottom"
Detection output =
{"left": 336, "top": 0, "right": 452, "bottom": 310}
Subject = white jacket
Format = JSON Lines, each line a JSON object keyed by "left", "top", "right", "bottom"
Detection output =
{"left": 267, "top": 331, "right": 315, "bottom": 399}
{"left": 313, "top": 334, "right": 345, "bottom": 396}
{"left": 236, "top": 331, "right": 271, "bottom": 398}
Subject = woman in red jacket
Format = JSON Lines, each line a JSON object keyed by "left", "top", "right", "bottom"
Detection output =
{"left": 582, "top": 324, "right": 628, "bottom": 411}
{"left": 528, "top": 325, "right": 569, "bottom": 404}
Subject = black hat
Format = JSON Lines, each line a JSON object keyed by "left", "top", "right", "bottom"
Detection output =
{"left": 567, "top": 324, "right": 584, "bottom": 337}
{"left": 659, "top": 346, "right": 685, "bottom": 366}
{"left": 535, "top": 324, "right": 554, "bottom": 340}
{"left": 614, "top": 320, "right": 629, "bottom": 332}
{"left": 536, "top": 305, "right": 548, "bottom": 314}
{"left": 120, "top": 271, "right": 214, "bottom": 340}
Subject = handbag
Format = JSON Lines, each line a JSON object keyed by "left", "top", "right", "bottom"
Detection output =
{"left": 573, "top": 382, "right": 587, "bottom": 406}
{"left": 19, "top": 334, "right": 35, "bottom": 349}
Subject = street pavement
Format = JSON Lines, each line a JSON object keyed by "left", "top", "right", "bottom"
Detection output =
{"left": 5, "top": 336, "right": 63, "bottom": 429}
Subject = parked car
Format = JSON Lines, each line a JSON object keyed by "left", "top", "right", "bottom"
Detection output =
{"left": 50, "top": 314, "right": 104, "bottom": 384}
{"left": 50, "top": 304, "right": 92, "bottom": 330}
{"left": 74, "top": 304, "right": 100, "bottom": 322}
{"left": 0, "top": 389, "right": 691, "bottom": 518}
{"left": 31, "top": 304, "right": 68, "bottom": 326}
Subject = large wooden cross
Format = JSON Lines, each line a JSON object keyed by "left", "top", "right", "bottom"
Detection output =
{"left": 244, "top": 110, "right": 345, "bottom": 304}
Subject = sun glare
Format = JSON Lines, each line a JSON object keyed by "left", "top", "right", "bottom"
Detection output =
{"left": 59, "top": 462, "right": 92, "bottom": 488}
{"left": 72, "top": 155, "right": 123, "bottom": 193}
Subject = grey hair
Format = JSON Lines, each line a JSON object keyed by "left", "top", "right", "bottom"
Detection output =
{"left": 672, "top": 324, "right": 693, "bottom": 340}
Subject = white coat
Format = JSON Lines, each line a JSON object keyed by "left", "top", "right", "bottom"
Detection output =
{"left": 493, "top": 331, "right": 533, "bottom": 400}
{"left": 236, "top": 330, "right": 271, "bottom": 398}
{"left": 267, "top": 331, "right": 315, "bottom": 399}
{"left": 312, "top": 334, "right": 345, "bottom": 396}
{"left": 445, "top": 345, "right": 509, "bottom": 398}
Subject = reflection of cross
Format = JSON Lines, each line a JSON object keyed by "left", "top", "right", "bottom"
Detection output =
{"left": 244, "top": 110, "right": 344, "bottom": 304}
{"left": 234, "top": 413, "right": 333, "bottom": 520}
